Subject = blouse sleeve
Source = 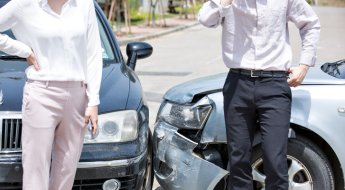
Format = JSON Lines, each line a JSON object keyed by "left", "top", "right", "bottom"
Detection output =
{"left": 0, "top": 34, "right": 32, "bottom": 58}
{"left": 0, "top": 0, "right": 32, "bottom": 58}
{"left": 85, "top": 0, "right": 103, "bottom": 107}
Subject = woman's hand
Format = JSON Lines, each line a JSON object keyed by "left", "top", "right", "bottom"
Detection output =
{"left": 26, "top": 52, "right": 40, "bottom": 71}
{"left": 84, "top": 106, "right": 98, "bottom": 134}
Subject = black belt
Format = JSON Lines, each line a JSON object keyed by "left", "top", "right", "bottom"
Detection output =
{"left": 230, "top": 68, "right": 289, "bottom": 78}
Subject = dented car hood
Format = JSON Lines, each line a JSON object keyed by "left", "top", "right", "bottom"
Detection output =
{"left": 164, "top": 66, "right": 345, "bottom": 104}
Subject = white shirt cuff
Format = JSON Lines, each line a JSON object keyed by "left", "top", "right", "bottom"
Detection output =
{"left": 87, "top": 94, "right": 100, "bottom": 107}
{"left": 211, "top": 0, "right": 232, "bottom": 17}
{"left": 299, "top": 53, "right": 316, "bottom": 67}
{"left": 18, "top": 43, "right": 32, "bottom": 58}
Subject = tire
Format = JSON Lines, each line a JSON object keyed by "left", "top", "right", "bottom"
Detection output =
{"left": 251, "top": 137, "right": 334, "bottom": 190}
{"left": 141, "top": 130, "right": 154, "bottom": 190}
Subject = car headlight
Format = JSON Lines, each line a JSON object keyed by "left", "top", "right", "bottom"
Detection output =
{"left": 84, "top": 110, "right": 138, "bottom": 143}
{"left": 157, "top": 97, "right": 212, "bottom": 129}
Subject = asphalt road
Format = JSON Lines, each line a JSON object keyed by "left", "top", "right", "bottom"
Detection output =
{"left": 126, "top": 6, "right": 345, "bottom": 189}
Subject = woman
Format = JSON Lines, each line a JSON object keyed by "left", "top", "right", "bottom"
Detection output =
{"left": 0, "top": 0, "right": 102, "bottom": 189}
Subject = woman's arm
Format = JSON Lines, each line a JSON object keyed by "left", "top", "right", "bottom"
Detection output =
{"left": 85, "top": 0, "right": 102, "bottom": 107}
{"left": 0, "top": 0, "right": 32, "bottom": 58}
{"left": 84, "top": 0, "right": 103, "bottom": 133}
{"left": 198, "top": 0, "right": 232, "bottom": 28}
{"left": 0, "top": 0, "right": 20, "bottom": 31}
{"left": 0, "top": 33, "right": 32, "bottom": 58}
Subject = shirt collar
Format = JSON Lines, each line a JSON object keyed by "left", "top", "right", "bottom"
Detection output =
{"left": 38, "top": 0, "right": 77, "bottom": 8}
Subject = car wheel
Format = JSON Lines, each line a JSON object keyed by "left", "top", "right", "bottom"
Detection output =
{"left": 251, "top": 137, "right": 334, "bottom": 190}
{"left": 141, "top": 130, "right": 153, "bottom": 190}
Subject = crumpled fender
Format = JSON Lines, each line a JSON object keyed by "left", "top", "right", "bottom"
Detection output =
{"left": 153, "top": 122, "right": 228, "bottom": 190}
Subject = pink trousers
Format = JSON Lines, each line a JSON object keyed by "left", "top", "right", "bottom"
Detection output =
{"left": 22, "top": 80, "right": 88, "bottom": 190}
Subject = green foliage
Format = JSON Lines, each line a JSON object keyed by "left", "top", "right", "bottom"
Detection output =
{"left": 108, "top": 0, "right": 205, "bottom": 26}
{"left": 130, "top": 10, "right": 146, "bottom": 25}
{"left": 306, "top": 0, "right": 345, "bottom": 6}
{"left": 174, "top": 1, "right": 202, "bottom": 15}
{"left": 128, "top": 0, "right": 141, "bottom": 10}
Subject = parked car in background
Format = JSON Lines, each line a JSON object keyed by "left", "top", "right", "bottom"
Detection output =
{"left": 0, "top": 1, "right": 153, "bottom": 189}
{"left": 153, "top": 59, "right": 345, "bottom": 190}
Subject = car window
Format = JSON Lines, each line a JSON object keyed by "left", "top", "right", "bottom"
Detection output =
{"left": 97, "top": 18, "right": 115, "bottom": 61}
{"left": 321, "top": 60, "right": 345, "bottom": 79}
{"left": 0, "top": 19, "right": 115, "bottom": 61}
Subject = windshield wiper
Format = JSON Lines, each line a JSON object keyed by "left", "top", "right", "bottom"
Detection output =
{"left": 0, "top": 55, "right": 26, "bottom": 61}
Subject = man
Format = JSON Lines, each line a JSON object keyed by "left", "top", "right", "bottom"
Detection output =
{"left": 199, "top": 0, "right": 320, "bottom": 189}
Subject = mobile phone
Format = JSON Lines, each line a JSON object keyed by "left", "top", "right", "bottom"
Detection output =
{"left": 88, "top": 121, "right": 95, "bottom": 139}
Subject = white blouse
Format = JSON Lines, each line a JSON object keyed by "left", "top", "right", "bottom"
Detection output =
{"left": 0, "top": 0, "right": 102, "bottom": 106}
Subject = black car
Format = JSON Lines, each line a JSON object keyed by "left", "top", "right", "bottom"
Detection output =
{"left": 0, "top": 1, "right": 153, "bottom": 190}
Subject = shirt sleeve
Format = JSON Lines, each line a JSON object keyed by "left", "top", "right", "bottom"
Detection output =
{"left": 0, "top": 34, "right": 32, "bottom": 58}
{"left": 85, "top": 0, "right": 103, "bottom": 107}
{"left": 288, "top": 0, "right": 321, "bottom": 67}
{"left": 0, "top": 0, "right": 20, "bottom": 31}
{"left": 0, "top": 0, "right": 32, "bottom": 58}
{"left": 198, "top": 0, "right": 232, "bottom": 28}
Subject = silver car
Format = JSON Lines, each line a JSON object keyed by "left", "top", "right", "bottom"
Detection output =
{"left": 153, "top": 60, "right": 345, "bottom": 190}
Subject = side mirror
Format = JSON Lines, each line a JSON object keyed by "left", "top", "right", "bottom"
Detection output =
{"left": 126, "top": 42, "right": 153, "bottom": 70}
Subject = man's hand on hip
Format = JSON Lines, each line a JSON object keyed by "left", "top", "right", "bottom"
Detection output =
{"left": 287, "top": 64, "right": 309, "bottom": 87}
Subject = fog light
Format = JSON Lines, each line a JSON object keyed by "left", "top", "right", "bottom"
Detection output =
{"left": 102, "top": 179, "right": 121, "bottom": 190}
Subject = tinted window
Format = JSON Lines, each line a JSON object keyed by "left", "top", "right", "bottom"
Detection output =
{"left": 97, "top": 18, "right": 115, "bottom": 60}
{"left": 321, "top": 60, "right": 345, "bottom": 79}
{"left": 0, "top": 19, "right": 115, "bottom": 61}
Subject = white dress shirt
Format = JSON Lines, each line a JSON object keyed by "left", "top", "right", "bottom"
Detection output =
{"left": 198, "top": 0, "right": 321, "bottom": 71}
{"left": 0, "top": 0, "right": 102, "bottom": 106}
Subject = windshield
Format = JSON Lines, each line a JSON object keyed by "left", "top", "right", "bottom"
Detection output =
{"left": 321, "top": 60, "right": 345, "bottom": 79}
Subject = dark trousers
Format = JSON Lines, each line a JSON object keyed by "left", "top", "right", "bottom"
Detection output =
{"left": 223, "top": 71, "right": 291, "bottom": 190}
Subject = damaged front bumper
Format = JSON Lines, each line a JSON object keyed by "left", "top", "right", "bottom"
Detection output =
{"left": 153, "top": 122, "right": 228, "bottom": 190}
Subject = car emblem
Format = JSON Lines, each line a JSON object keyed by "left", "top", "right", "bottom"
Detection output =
{"left": 0, "top": 89, "right": 3, "bottom": 105}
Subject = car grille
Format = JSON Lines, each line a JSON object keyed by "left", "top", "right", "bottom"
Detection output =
{"left": 0, "top": 117, "right": 22, "bottom": 153}
{"left": 72, "top": 176, "right": 138, "bottom": 190}
{"left": 0, "top": 182, "right": 22, "bottom": 190}
{"left": 0, "top": 176, "right": 138, "bottom": 190}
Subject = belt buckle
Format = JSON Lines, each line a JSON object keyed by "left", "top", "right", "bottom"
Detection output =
{"left": 250, "top": 70, "right": 259, "bottom": 78}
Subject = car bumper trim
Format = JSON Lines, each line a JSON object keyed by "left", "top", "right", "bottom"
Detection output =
{"left": 77, "top": 150, "right": 146, "bottom": 168}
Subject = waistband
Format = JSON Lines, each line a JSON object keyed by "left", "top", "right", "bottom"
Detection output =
{"left": 230, "top": 68, "right": 289, "bottom": 78}
{"left": 26, "top": 80, "right": 86, "bottom": 88}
